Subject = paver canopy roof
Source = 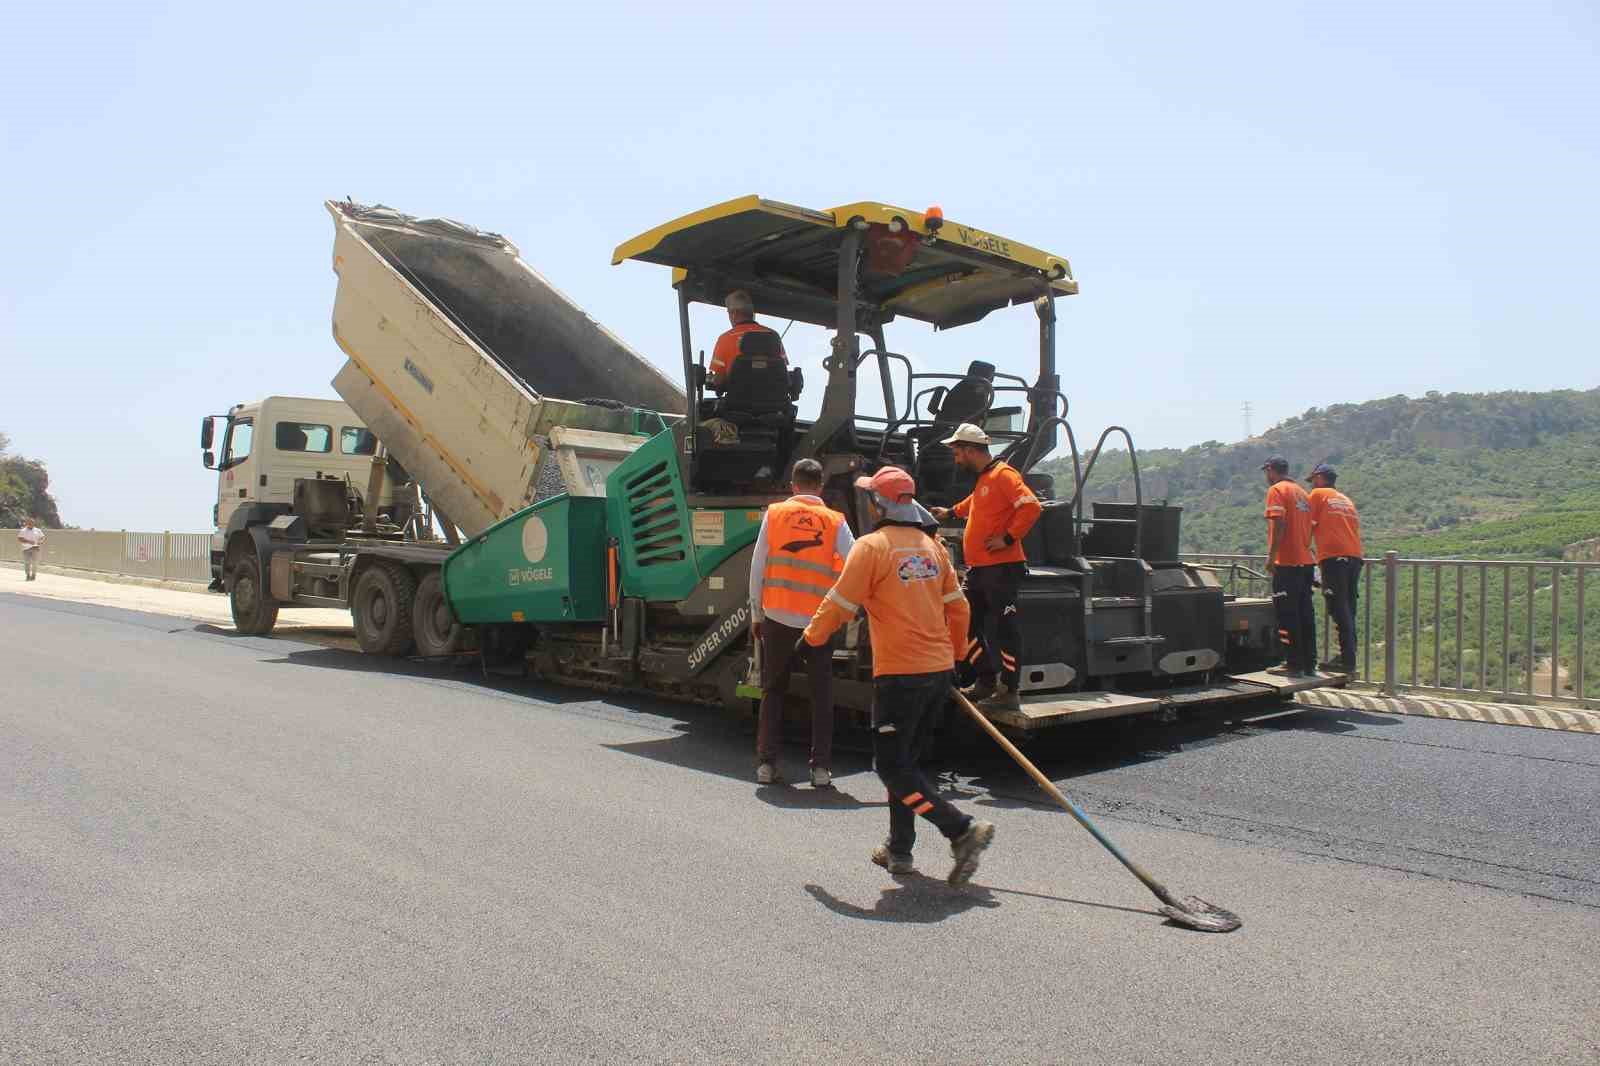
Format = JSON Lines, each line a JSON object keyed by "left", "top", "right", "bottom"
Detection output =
{"left": 614, "top": 196, "right": 1077, "bottom": 330}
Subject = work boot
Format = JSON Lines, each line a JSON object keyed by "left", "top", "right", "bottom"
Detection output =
{"left": 1318, "top": 659, "right": 1348, "bottom": 674}
{"left": 870, "top": 844, "right": 915, "bottom": 875}
{"left": 948, "top": 820, "right": 996, "bottom": 885}
{"left": 976, "top": 684, "right": 1021, "bottom": 713}
{"left": 961, "top": 676, "right": 998, "bottom": 702}
{"left": 810, "top": 767, "right": 833, "bottom": 789}
{"left": 756, "top": 763, "right": 782, "bottom": 785}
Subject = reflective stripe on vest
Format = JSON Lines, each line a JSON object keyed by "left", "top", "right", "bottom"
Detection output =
{"left": 761, "top": 497, "right": 845, "bottom": 619}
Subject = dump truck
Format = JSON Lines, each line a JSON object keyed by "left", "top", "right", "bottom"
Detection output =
{"left": 206, "top": 195, "right": 1345, "bottom": 738}
{"left": 201, "top": 202, "right": 680, "bottom": 656}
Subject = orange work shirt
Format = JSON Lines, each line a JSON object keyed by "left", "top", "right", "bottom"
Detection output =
{"left": 1264, "top": 479, "right": 1315, "bottom": 567}
{"left": 803, "top": 523, "right": 970, "bottom": 677}
{"left": 708, "top": 322, "right": 787, "bottom": 380}
{"left": 1308, "top": 487, "right": 1363, "bottom": 561}
{"left": 951, "top": 459, "right": 1042, "bottom": 567}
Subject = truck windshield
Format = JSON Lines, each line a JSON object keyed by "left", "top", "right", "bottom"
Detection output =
{"left": 275, "top": 422, "right": 332, "bottom": 452}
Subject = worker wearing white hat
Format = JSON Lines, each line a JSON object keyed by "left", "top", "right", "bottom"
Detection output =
{"left": 930, "top": 423, "right": 1042, "bottom": 712}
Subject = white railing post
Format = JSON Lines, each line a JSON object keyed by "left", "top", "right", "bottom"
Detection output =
{"left": 1383, "top": 551, "right": 1400, "bottom": 695}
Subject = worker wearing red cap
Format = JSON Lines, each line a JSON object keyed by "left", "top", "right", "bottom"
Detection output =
{"left": 803, "top": 466, "right": 996, "bottom": 885}
{"left": 930, "top": 423, "right": 1042, "bottom": 712}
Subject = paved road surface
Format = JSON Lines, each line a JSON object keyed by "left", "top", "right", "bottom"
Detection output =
{"left": 3, "top": 593, "right": 1597, "bottom": 1064}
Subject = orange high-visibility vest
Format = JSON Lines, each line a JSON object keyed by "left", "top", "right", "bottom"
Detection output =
{"left": 760, "top": 497, "right": 846, "bottom": 619}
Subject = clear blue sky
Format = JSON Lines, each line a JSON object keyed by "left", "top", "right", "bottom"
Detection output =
{"left": 2, "top": 1, "right": 1596, "bottom": 530}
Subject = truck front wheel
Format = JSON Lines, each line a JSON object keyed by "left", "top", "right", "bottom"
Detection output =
{"left": 412, "top": 571, "right": 465, "bottom": 657}
{"left": 229, "top": 558, "right": 279, "bottom": 636}
{"left": 352, "top": 562, "right": 417, "bottom": 656}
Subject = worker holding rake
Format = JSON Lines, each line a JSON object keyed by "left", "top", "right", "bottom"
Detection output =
{"left": 802, "top": 466, "right": 997, "bottom": 885}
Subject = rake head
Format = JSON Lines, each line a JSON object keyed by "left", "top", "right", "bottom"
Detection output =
{"left": 1158, "top": 895, "right": 1243, "bottom": 933}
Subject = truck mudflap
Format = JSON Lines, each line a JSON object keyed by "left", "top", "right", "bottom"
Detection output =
{"left": 984, "top": 671, "right": 1350, "bottom": 733}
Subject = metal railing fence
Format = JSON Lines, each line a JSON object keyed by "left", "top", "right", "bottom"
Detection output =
{"left": 2, "top": 529, "right": 212, "bottom": 584}
{"left": 1183, "top": 552, "right": 1600, "bottom": 710}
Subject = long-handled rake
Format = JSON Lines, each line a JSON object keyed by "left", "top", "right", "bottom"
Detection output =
{"left": 952, "top": 690, "right": 1242, "bottom": 933}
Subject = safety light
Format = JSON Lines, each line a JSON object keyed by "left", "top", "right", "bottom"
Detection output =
{"left": 924, "top": 205, "right": 945, "bottom": 233}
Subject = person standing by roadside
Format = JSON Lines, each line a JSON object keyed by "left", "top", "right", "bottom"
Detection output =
{"left": 16, "top": 518, "right": 44, "bottom": 581}
{"left": 1306, "top": 463, "right": 1364, "bottom": 674}
{"left": 1262, "top": 456, "right": 1317, "bottom": 675}
{"left": 929, "top": 423, "right": 1042, "bottom": 713}
{"left": 750, "top": 459, "right": 855, "bottom": 787}
{"left": 802, "top": 466, "right": 995, "bottom": 885}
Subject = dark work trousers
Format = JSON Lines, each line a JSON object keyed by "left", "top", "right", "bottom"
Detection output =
{"left": 756, "top": 619, "right": 835, "bottom": 769}
{"left": 1320, "top": 556, "right": 1363, "bottom": 672}
{"left": 963, "top": 561, "right": 1025, "bottom": 691}
{"left": 874, "top": 671, "right": 972, "bottom": 857}
{"left": 1272, "top": 564, "right": 1318, "bottom": 673}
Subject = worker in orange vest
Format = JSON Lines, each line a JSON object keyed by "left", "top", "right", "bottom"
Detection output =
{"left": 931, "top": 423, "right": 1043, "bottom": 713}
{"left": 1306, "top": 463, "right": 1364, "bottom": 674}
{"left": 803, "top": 466, "right": 995, "bottom": 884}
{"left": 750, "top": 458, "right": 855, "bottom": 787}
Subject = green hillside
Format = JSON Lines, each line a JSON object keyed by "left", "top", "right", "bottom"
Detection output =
{"left": 1036, "top": 388, "right": 1600, "bottom": 559}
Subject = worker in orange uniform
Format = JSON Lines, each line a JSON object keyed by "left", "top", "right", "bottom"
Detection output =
{"left": 1262, "top": 455, "right": 1318, "bottom": 676}
{"left": 750, "top": 458, "right": 855, "bottom": 787}
{"left": 802, "top": 466, "right": 996, "bottom": 885}
{"left": 1306, "top": 463, "right": 1364, "bottom": 674}
{"left": 707, "top": 289, "right": 787, "bottom": 391}
{"left": 929, "top": 423, "right": 1042, "bottom": 713}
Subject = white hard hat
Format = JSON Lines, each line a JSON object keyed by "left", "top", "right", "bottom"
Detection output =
{"left": 939, "top": 422, "right": 993, "bottom": 446}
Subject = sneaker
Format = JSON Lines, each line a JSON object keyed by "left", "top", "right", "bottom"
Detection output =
{"left": 870, "top": 845, "right": 915, "bottom": 875}
{"left": 976, "top": 685, "right": 1021, "bottom": 713}
{"left": 948, "top": 820, "right": 996, "bottom": 885}
{"left": 810, "top": 767, "right": 833, "bottom": 789}
{"left": 756, "top": 763, "right": 782, "bottom": 785}
{"left": 961, "top": 677, "right": 998, "bottom": 702}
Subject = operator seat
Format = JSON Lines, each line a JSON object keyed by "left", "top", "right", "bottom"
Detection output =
{"left": 913, "top": 360, "right": 996, "bottom": 503}
{"left": 694, "top": 330, "right": 801, "bottom": 493}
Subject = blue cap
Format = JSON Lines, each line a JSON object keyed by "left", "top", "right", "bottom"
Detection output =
{"left": 1306, "top": 463, "right": 1337, "bottom": 483}
{"left": 1261, "top": 455, "right": 1288, "bottom": 472}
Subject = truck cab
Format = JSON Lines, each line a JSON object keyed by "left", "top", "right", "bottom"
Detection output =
{"left": 200, "top": 396, "right": 396, "bottom": 584}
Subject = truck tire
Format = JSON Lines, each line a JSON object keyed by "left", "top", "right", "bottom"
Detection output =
{"left": 412, "top": 571, "right": 464, "bottom": 657}
{"left": 352, "top": 562, "right": 417, "bottom": 656}
{"left": 229, "top": 558, "right": 279, "bottom": 636}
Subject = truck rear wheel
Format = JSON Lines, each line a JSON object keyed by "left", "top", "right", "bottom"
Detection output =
{"left": 229, "top": 558, "right": 279, "bottom": 636}
{"left": 352, "top": 562, "right": 417, "bottom": 656}
{"left": 412, "top": 571, "right": 464, "bottom": 657}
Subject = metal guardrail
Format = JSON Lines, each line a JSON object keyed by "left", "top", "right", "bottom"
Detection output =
{"left": 2, "top": 529, "right": 212, "bottom": 584}
{"left": 1184, "top": 552, "right": 1600, "bottom": 710}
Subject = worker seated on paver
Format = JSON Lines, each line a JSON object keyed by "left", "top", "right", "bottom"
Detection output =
{"left": 706, "top": 289, "right": 786, "bottom": 392}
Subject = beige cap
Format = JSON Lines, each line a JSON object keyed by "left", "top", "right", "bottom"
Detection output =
{"left": 940, "top": 422, "right": 993, "bottom": 446}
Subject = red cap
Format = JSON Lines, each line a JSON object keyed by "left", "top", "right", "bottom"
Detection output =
{"left": 854, "top": 466, "right": 917, "bottom": 502}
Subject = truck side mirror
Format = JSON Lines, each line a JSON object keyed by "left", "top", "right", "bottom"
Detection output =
{"left": 203, "top": 450, "right": 215, "bottom": 469}
{"left": 200, "top": 416, "right": 215, "bottom": 449}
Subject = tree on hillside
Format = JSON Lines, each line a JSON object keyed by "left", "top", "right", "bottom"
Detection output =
{"left": 0, "top": 432, "right": 64, "bottom": 528}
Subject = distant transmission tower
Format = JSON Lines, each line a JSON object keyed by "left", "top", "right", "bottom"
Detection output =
{"left": 1242, "top": 401, "right": 1253, "bottom": 439}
